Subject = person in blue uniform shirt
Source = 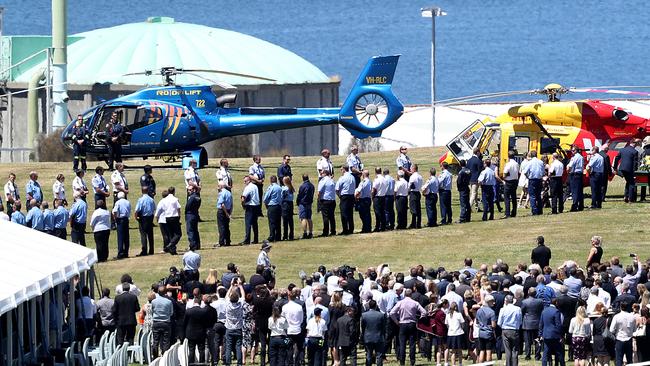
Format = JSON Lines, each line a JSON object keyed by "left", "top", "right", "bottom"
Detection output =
{"left": 42, "top": 201, "right": 54, "bottom": 235}
{"left": 438, "top": 162, "right": 453, "bottom": 225}
{"left": 355, "top": 169, "right": 373, "bottom": 233}
{"left": 53, "top": 198, "right": 69, "bottom": 239}
{"left": 240, "top": 176, "right": 260, "bottom": 245}
{"left": 106, "top": 111, "right": 124, "bottom": 171}
{"left": 112, "top": 191, "right": 131, "bottom": 258}
{"left": 217, "top": 181, "right": 233, "bottom": 246}
{"left": 613, "top": 139, "right": 639, "bottom": 203}
{"left": 277, "top": 155, "right": 293, "bottom": 186}
{"left": 566, "top": 146, "right": 585, "bottom": 211}
{"left": 336, "top": 165, "right": 356, "bottom": 235}
{"left": 135, "top": 186, "right": 156, "bottom": 256}
{"left": 296, "top": 174, "right": 314, "bottom": 239}
{"left": 422, "top": 167, "right": 439, "bottom": 227}
{"left": 140, "top": 165, "right": 156, "bottom": 198}
{"left": 586, "top": 146, "right": 605, "bottom": 209}
{"left": 396, "top": 146, "right": 412, "bottom": 180}
{"left": 383, "top": 168, "right": 396, "bottom": 230}
{"left": 478, "top": 160, "right": 497, "bottom": 221}
{"left": 457, "top": 159, "right": 472, "bottom": 223}
{"left": 25, "top": 198, "right": 44, "bottom": 231}
{"left": 69, "top": 192, "right": 88, "bottom": 246}
{"left": 522, "top": 150, "right": 546, "bottom": 215}
{"left": 408, "top": 164, "right": 423, "bottom": 228}
{"left": 25, "top": 171, "right": 43, "bottom": 204}
{"left": 263, "top": 175, "right": 283, "bottom": 242}
{"left": 185, "top": 186, "right": 202, "bottom": 250}
{"left": 281, "top": 176, "right": 295, "bottom": 241}
{"left": 92, "top": 166, "right": 111, "bottom": 206}
{"left": 72, "top": 115, "right": 88, "bottom": 171}
{"left": 347, "top": 146, "right": 363, "bottom": 186}
{"left": 10, "top": 200, "right": 26, "bottom": 226}
{"left": 317, "top": 170, "right": 336, "bottom": 237}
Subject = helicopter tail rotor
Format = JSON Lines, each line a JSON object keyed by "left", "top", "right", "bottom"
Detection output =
{"left": 338, "top": 56, "right": 404, "bottom": 138}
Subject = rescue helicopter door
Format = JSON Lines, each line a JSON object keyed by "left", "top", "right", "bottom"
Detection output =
{"left": 446, "top": 119, "right": 487, "bottom": 162}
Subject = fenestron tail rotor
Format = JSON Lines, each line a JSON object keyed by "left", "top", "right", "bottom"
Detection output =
{"left": 354, "top": 93, "right": 389, "bottom": 128}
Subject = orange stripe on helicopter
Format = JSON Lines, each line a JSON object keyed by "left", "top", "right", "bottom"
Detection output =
{"left": 163, "top": 103, "right": 173, "bottom": 135}
{"left": 170, "top": 106, "right": 182, "bottom": 135}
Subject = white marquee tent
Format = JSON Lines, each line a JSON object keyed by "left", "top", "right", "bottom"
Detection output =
{"left": 0, "top": 220, "right": 97, "bottom": 364}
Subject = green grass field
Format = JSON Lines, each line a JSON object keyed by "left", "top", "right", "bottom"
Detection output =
{"left": 3, "top": 147, "right": 648, "bottom": 302}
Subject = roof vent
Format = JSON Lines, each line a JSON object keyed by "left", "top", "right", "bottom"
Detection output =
{"left": 146, "top": 17, "right": 175, "bottom": 24}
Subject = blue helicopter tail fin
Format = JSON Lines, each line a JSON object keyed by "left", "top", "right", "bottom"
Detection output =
{"left": 339, "top": 55, "right": 404, "bottom": 138}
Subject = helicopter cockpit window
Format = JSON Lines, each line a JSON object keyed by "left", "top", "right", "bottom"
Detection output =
{"left": 540, "top": 138, "right": 561, "bottom": 154}
{"left": 508, "top": 136, "right": 530, "bottom": 164}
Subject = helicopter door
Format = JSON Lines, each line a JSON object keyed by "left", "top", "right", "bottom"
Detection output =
{"left": 446, "top": 119, "right": 487, "bottom": 162}
{"left": 122, "top": 106, "right": 165, "bottom": 151}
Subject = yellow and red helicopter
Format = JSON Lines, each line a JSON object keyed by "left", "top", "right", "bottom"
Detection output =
{"left": 438, "top": 84, "right": 650, "bottom": 183}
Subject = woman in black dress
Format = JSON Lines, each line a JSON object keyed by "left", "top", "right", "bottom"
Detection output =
{"left": 327, "top": 293, "right": 346, "bottom": 366}
{"left": 592, "top": 302, "right": 611, "bottom": 366}
{"left": 586, "top": 235, "right": 604, "bottom": 268}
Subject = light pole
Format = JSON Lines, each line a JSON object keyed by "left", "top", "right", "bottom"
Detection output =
{"left": 421, "top": 6, "right": 446, "bottom": 146}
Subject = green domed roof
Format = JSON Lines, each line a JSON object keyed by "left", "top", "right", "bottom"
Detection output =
{"left": 15, "top": 17, "right": 330, "bottom": 85}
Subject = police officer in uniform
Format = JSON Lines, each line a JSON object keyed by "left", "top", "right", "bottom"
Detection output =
{"left": 566, "top": 146, "right": 585, "bottom": 211}
{"left": 317, "top": 169, "right": 336, "bottom": 237}
{"left": 263, "top": 175, "right": 282, "bottom": 242}
{"left": 336, "top": 165, "right": 356, "bottom": 235}
{"left": 423, "top": 167, "right": 439, "bottom": 227}
{"left": 185, "top": 186, "right": 202, "bottom": 250}
{"left": 457, "top": 159, "right": 471, "bottom": 223}
{"left": 277, "top": 155, "right": 293, "bottom": 186}
{"left": 53, "top": 198, "right": 69, "bottom": 239}
{"left": 92, "top": 166, "right": 110, "bottom": 207}
{"left": 107, "top": 111, "right": 124, "bottom": 171}
{"left": 586, "top": 146, "right": 604, "bottom": 209}
{"left": 135, "top": 187, "right": 156, "bottom": 256}
{"left": 112, "top": 191, "right": 131, "bottom": 259}
{"left": 140, "top": 165, "right": 156, "bottom": 198}
{"left": 614, "top": 139, "right": 639, "bottom": 203}
{"left": 522, "top": 150, "right": 546, "bottom": 215}
{"left": 216, "top": 182, "right": 233, "bottom": 247}
{"left": 72, "top": 114, "right": 89, "bottom": 171}
{"left": 69, "top": 192, "right": 88, "bottom": 246}
{"left": 438, "top": 162, "right": 453, "bottom": 224}
{"left": 347, "top": 146, "right": 363, "bottom": 186}
{"left": 240, "top": 176, "right": 260, "bottom": 245}
{"left": 396, "top": 146, "right": 412, "bottom": 180}
{"left": 478, "top": 159, "right": 496, "bottom": 221}
{"left": 407, "top": 164, "right": 423, "bottom": 229}
{"left": 355, "top": 169, "right": 373, "bottom": 233}
{"left": 548, "top": 153, "right": 564, "bottom": 214}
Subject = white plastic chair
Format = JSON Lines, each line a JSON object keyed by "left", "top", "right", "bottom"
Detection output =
{"left": 88, "top": 330, "right": 109, "bottom": 364}
{"left": 128, "top": 330, "right": 149, "bottom": 364}
{"left": 177, "top": 338, "right": 189, "bottom": 366}
{"left": 75, "top": 337, "right": 91, "bottom": 366}
{"left": 150, "top": 356, "right": 162, "bottom": 366}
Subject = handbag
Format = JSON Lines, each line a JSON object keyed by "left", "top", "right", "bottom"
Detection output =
{"left": 602, "top": 318, "right": 616, "bottom": 341}
{"left": 633, "top": 322, "right": 647, "bottom": 338}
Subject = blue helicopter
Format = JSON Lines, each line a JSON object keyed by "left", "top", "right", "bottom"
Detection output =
{"left": 61, "top": 55, "right": 404, "bottom": 167}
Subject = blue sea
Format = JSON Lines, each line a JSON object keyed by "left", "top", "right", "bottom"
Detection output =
{"left": 2, "top": 0, "right": 650, "bottom": 104}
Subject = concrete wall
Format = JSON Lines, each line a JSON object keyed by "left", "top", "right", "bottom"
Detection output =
{"left": 0, "top": 80, "right": 339, "bottom": 163}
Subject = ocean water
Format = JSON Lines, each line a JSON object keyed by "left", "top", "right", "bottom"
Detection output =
{"left": 2, "top": 0, "right": 650, "bottom": 104}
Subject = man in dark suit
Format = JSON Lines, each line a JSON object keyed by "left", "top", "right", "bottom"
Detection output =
{"left": 600, "top": 144, "right": 613, "bottom": 201}
{"left": 613, "top": 140, "right": 639, "bottom": 202}
{"left": 555, "top": 285, "right": 578, "bottom": 360}
{"left": 539, "top": 298, "right": 565, "bottom": 366}
{"left": 362, "top": 300, "right": 386, "bottom": 366}
{"left": 612, "top": 283, "right": 636, "bottom": 311}
{"left": 112, "top": 283, "right": 140, "bottom": 345}
{"left": 337, "top": 307, "right": 359, "bottom": 366}
{"left": 521, "top": 288, "right": 544, "bottom": 360}
{"left": 531, "top": 236, "right": 552, "bottom": 269}
{"left": 185, "top": 296, "right": 210, "bottom": 364}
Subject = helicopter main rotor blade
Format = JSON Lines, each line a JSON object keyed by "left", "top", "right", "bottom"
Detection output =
{"left": 181, "top": 72, "right": 237, "bottom": 90}
{"left": 178, "top": 69, "right": 276, "bottom": 82}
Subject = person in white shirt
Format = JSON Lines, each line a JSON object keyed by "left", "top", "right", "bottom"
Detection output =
{"left": 4, "top": 172, "right": 19, "bottom": 215}
{"left": 282, "top": 289, "right": 305, "bottom": 364}
{"left": 445, "top": 302, "right": 466, "bottom": 366}
{"left": 408, "top": 164, "right": 423, "bottom": 229}
{"left": 111, "top": 163, "right": 129, "bottom": 204}
{"left": 53, "top": 174, "right": 67, "bottom": 205}
{"left": 394, "top": 170, "right": 409, "bottom": 229}
{"left": 90, "top": 199, "right": 111, "bottom": 262}
{"left": 548, "top": 152, "right": 565, "bottom": 214}
{"left": 257, "top": 241, "right": 273, "bottom": 268}
{"left": 610, "top": 301, "right": 638, "bottom": 366}
{"left": 305, "top": 307, "right": 328, "bottom": 365}
{"left": 156, "top": 187, "right": 181, "bottom": 255}
{"left": 184, "top": 159, "right": 201, "bottom": 196}
{"left": 372, "top": 167, "right": 387, "bottom": 232}
{"left": 72, "top": 170, "right": 89, "bottom": 201}
{"left": 502, "top": 151, "right": 520, "bottom": 218}
{"left": 216, "top": 158, "right": 233, "bottom": 188}
{"left": 268, "top": 306, "right": 289, "bottom": 366}
{"left": 316, "top": 149, "right": 334, "bottom": 177}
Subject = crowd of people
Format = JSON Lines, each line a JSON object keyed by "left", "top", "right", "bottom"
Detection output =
{"left": 70, "top": 235, "right": 649, "bottom": 366}
{"left": 2, "top": 140, "right": 646, "bottom": 262}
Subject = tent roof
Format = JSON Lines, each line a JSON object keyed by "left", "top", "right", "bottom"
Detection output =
{"left": 0, "top": 220, "right": 97, "bottom": 316}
